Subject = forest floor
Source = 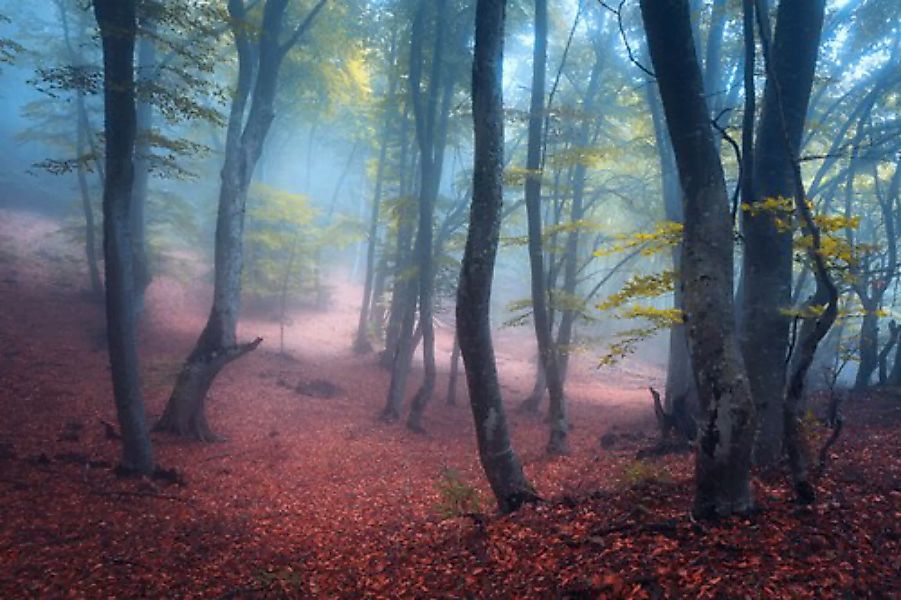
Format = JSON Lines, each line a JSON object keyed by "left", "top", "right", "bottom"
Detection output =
{"left": 0, "top": 208, "right": 898, "bottom": 599}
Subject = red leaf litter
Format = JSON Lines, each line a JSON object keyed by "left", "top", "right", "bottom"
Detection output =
{"left": 0, "top": 209, "right": 898, "bottom": 598}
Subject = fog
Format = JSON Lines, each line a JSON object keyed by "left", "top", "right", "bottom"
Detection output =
{"left": 0, "top": 0, "right": 898, "bottom": 596}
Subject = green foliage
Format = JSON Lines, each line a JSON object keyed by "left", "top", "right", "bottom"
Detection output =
{"left": 434, "top": 468, "right": 482, "bottom": 519}
{"left": 244, "top": 183, "right": 319, "bottom": 300}
{"left": 620, "top": 460, "right": 670, "bottom": 488}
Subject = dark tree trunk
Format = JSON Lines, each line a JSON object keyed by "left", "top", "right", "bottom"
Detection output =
{"left": 855, "top": 307, "right": 879, "bottom": 389}
{"left": 523, "top": 0, "right": 568, "bottom": 455}
{"left": 446, "top": 332, "right": 461, "bottom": 406}
{"left": 460, "top": 0, "right": 538, "bottom": 514}
{"left": 406, "top": 0, "right": 450, "bottom": 432}
{"left": 380, "top": 107, "right": 415, "bottom": 369}
{"left": 156, "top": 0, "right": 327, "bottom": 440}
{"left": 741, "top": 0, "right": 825, "bottom": 468}
{"left": 93, "top": 0, "right": 154, "bottom": 474}
{"left": 641, "top": 0, "right": 755, "bottom": 518}
{"left": 132, "top": 18, "right": 156, "bottom": 316}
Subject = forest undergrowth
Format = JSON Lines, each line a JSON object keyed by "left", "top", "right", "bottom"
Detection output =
{"left": 0, "top": 210, "right": 897, "bottom": 598}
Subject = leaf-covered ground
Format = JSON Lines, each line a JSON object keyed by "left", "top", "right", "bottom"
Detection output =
{"left": 0, "top": 209, "right": 898, "bottom": 598}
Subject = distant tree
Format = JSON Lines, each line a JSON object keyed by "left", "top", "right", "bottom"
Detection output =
{"left": 459, "top": 0, "right": 538, "bottom": 514}
{"left": 93, "top": 0, "right": 154, "bottom": 474}
{"left": 155, "top": 0, "right": 328, "bottom": 441}
{"left": 522, "top": 0, "right": 568, "bottom": 455}
{"left": 640, "top": 0, "right": 755, "bottom": 518}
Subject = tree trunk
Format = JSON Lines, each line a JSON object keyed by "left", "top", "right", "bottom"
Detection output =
{"left": 94, "top": 0, "right": 154, "bottom": 474}
{"left": 646, "top": 77, "right": 697, "bottom": 423}
{"left": 741, "top": 0, "right": 825, "bottom": 468}
{"left": 855, "top": 307, "right": 879, "bottom": 389}
{"left": 522, "top": 0, "right": 568, "bottom": 455}
{"left": 354, "top": 31, "right": 397, "bottom": 354}
{"left": 446, "top": 333, "right": 461, "bottom": 406}
{"left": 461, "top": 0, "right": 538, "bottom": 514}
{"left": 156, "top": 0, "right": 327, "bottom": 440}
{"left": 641, "top": 0, "right": 755, "bottom": 518}
{"left": 58, "top": 2, "right": 102, "bottom": 300}
{"left": 76, "top": 93, "right": 103, "bottom": 300}
{"left": 132, "top": 18, "right": 156, "bottom": 316}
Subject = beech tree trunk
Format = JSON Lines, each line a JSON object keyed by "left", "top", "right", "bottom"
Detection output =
{"left": 460, "top": 0, "right": 538, "bottom": 514}
{"left": 94, "top": 0, "right": 154, "bottom": 474}
{"left": 523, "top": 0, "right": 568, "bottom": 455}
{"left": 156, "top": 0, "right": 327, "bottom": 440}
{"left": 641, "top": 0, "right": 755, "bottom": 518}
{"left": 741, "top": 0, "right": 826, "bottom": 467}
{"left": 132, "top": 18, "right": 156, "bottom": 315}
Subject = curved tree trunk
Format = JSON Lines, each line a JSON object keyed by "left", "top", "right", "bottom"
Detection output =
{"left": 156, "top": 0, "right": 327, "bottom": 440}
{"left": 461, "top": 0, "right": 538, "bottom": 514}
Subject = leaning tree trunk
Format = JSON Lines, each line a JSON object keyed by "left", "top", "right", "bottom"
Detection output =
{"left": 641, "top": 0, "right": 755, "bottom": 518}
{"left": 156, "top": 0, "right": 327, "bottom": 440}
{"left": 460, "top": 0, "right": 538, "bottom": 514}
{"left": 94, "top": 0, "right": 154, "bottom": 474}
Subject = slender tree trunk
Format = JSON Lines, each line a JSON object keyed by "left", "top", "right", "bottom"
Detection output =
{"left": 855, "top": 306, "right": 879, "bottom": 389}
{"left": 461, "top": 0, "right": 538, "bottom": 514}
{"left": 446, "top": 332, "right": 461, "bottom": 406}
{"left": 76, "top": 93, "right": 103, "bottom": 300}
{"left": 522, "top": 0, "right": 568, "bottom": 455}
{"left": 58, "top": 2, "right": 102, "bottom": 300}
{"left": 641, "top": 0, "right": 755, "bottom": 518}
{"left": 354, "top": 32, "right": 397, "bottom": 354}
{"left": 94, "top": 0, "right": 154, "bottom": 474}
{"left": 132, "top": 19, "right": 156, "bottom": 316}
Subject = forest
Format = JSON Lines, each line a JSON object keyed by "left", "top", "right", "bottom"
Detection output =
{"left": 0, "top": 0, "right": 898, "bottom": 597}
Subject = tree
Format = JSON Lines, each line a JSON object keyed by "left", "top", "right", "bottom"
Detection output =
{"left": 93, "top": 0, "right": 154, "bottom": 474}
{"left": 739, "top": 0, "right": 826, "bottom": 467}
{"left": 523, "top": 0, "right": 568, "bottom": 455}
{"left": 459, "top": 0, "right": 538, "bottom": 514}
{"left": 640, "top": 0, "right": 755, "bottom": 518}
{"left": 155, "top": 0, "right": 328, "bottom": 440}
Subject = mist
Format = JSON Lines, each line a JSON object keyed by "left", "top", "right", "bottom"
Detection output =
{"left": 0, "top": 0, "right": 897, "bottom": 597}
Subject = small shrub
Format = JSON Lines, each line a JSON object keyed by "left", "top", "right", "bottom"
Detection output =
{"left": 621, "top": 459, "right": 670, "bottom": 488}
{"left": 434, "top": 468, "right": 482, "bottom": 519}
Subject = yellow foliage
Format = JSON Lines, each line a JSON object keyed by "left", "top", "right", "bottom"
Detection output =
{"left": 595, "top": 221, "right": 683, "bottom": 258}
{"left": 598, "top": 271, "right": 675, "bottom": 312}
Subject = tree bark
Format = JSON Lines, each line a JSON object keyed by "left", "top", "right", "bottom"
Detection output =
{"left": 460, "top": 0, "right": 538, "bottom": 514}
{"left": 641, "top": 0, "right": 755, "bottom": 518}
{"left": 156, "top": 0, "right": 327, "bottom": 440}
{"left": 741, "top": 0, "right": 825, "bottom": 468}
{"left": 94, "top": 0, "right": 154, "bottom": 474}
{"left": 522, "top": 0, "right": 568, "bottom": 455}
